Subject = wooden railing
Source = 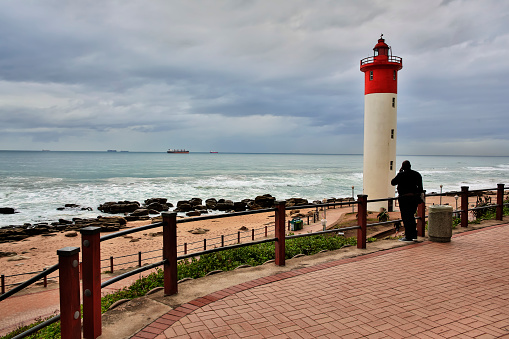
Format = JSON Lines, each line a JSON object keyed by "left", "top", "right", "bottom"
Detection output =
{"left": 2, "top": 184, "right": 507, "bottom": 339}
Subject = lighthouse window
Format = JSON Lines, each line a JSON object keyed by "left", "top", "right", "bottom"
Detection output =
{"left": 392, "top": 97, "right": 395, "bottom": 107}
{"left": 391, "top": 129, "right": 394, "bottom": 139}
{"left": 374, "top": 48, "right": 379, "bottom": 56}
{"left": 390, "top": 161, "right": 393, "bottom": 170}
{"left": 393, "top": 70, "right": 396, "bottom": 80}
{"left": 369, "top": 71, "right": 373, "bottom": 80}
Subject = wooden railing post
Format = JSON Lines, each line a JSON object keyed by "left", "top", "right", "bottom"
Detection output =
{"left": 388, "top": 199, "right": 393, "bottom": 212}
{"left": 357, "top": 195, "right": 367, "bottom": 249}
{"left": 274, "top": 201, "right": 286, "bottom": 266}
{"left": 57, "top": 246, "right": 81, "bottom": 339}
{"left": 162, "top": 212, "right": 178, "bottom": 296}
{"left": 80, "top": 226, "right": 102, "bottom": 339}
{"left": 416, "top": 191, "right": 426, "bottom": 237}
{"left": 461, "top": 186, "right": 469, "bottom": 227}
{"left": 496, "top": 183, "right": 505, "bottom": 221}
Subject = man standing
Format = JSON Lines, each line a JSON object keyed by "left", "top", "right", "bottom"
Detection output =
{"left": 391, "top": 160, "right": 423, "bottom": 242}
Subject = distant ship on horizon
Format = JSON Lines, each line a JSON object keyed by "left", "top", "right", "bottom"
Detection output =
{"left": 210, "top": 151, "right": 218, "bottom": 153}
{"left": 167, "top": 149, "right": 189, "bottom": 154}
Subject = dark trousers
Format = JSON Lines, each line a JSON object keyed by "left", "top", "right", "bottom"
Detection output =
{"left": 398, "top": 195, "right": 419, "bottom": 239}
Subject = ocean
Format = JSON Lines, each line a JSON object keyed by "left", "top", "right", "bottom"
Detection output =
{"left": 1, "top": 151, "right": 508, "bottom": 228}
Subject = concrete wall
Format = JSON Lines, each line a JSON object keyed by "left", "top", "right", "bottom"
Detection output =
{"left": 363, "top": 92, "right": 397, "bottom": 211}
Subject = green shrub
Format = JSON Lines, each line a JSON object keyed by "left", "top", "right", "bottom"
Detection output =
{"left": 471, "top": 196, "right": 509, "bottom": 222}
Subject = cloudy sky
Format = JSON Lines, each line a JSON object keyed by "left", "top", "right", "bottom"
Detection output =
{"left": 1, "top": 0, "right": 508, "bottom": 155}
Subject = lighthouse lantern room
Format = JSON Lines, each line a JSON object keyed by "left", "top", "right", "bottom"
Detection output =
{"left": 360, "top": 35, "right": 403, "bottom": 211}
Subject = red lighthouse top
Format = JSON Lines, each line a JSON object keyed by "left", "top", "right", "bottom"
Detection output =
{"left": 360, "top": 35, "right": 402, "bottom": 95}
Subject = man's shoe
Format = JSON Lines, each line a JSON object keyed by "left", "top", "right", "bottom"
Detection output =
{"left": 399, "top": 238, "right": 414, "bottom": 242}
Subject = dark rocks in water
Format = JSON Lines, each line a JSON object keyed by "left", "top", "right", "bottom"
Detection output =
{"left": 0, "top": 215, "right": 130, "bottom": 242}
{"left": 130, "top": 209, "right": 149, "bottom": 217}
{"left": 189, "top": 198, "right": 202, "bottom": 206}
{"left": 254, "top": 195, "right": 276, "bottom": 208}
{"left": 146, "top": 202, "right": 169, "bottom": 212}
{"left": 285, "top": 198, "right": 309, "bottom": 207}
{"left": 175, "top": 201, "right": 193, "bottom": 212}
{"left": 0, "top": 207, "right": 15, "bottom": 214}
{"left": 97, "top": 216, "right": 127, "bottom": 226}
{"left": 144, "top": 198, "right": 167, "bottom": 205}
{"left": 205, "top": 198, "right": 217, "bottom": 209}
{"left": 216, "top": 200, "right": 234, "bottom": 211}
{"left": 186, "top": 211, "right": 201, "bottom": 217}
{"left": 55, "top": 224, "right": 69, "bottom": 231}
{"left": 246, "top": 200, "right": 258, "bottom": 210}
{"left": 144, "top": 198, "right": 172, "bottom": 212}
{"left": 100, "top": 223, "right": 120, "bottom": 232}
{"left": 57, "top": 204, "right": 93, "bottom": 211}
{"left": 0, "top": 227, "right": 30, "bottom": 242}
{"left": 233, "top": 201, "right": 247, "bottom": 212}
{"left": 98, "top": 201, "right": 140, "bottom": 214}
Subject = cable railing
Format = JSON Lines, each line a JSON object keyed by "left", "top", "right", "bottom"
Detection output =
{"left": 360, "top": 55, "right": 402, "bottom": 65}
{"left": 2, "top": 184, "right": 507, "bottom": 339}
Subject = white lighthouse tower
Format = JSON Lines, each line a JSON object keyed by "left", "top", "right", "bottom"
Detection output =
{"left": 360, "top": 35, "right": 403, "bottom": 211}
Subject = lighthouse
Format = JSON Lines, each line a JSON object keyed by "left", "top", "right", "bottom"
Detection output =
{"left": 360, "top": 35, "right": 403, "bottom": 211}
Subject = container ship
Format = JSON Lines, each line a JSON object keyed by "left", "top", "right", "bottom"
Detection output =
{"left": 167, "top": 149, "right": 189, "bottom": 154}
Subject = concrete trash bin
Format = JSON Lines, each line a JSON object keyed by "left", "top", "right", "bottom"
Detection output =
{"left": 428, "top": 205, "right": 453, "bottom": 242}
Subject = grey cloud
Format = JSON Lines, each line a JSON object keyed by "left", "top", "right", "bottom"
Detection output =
{"left": 0, "top": 1, "right": 508, "bottom": 154}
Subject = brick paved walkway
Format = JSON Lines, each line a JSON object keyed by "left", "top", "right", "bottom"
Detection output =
{"left": 133, "top": 224, "right": 509, "bottom": 338}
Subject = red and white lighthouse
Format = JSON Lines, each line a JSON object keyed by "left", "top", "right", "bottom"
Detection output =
{"left": 360, "top": 35, "right": 403, "bottom": 211}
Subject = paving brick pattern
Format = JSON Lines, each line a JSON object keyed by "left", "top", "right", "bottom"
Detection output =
{"left": 133, "top": 225, "right": 509, "bottom": 338}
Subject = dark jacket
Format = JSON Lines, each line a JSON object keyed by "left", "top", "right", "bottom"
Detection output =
{"left": 391, "top": 169, "right": 423, "bottom": 196}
